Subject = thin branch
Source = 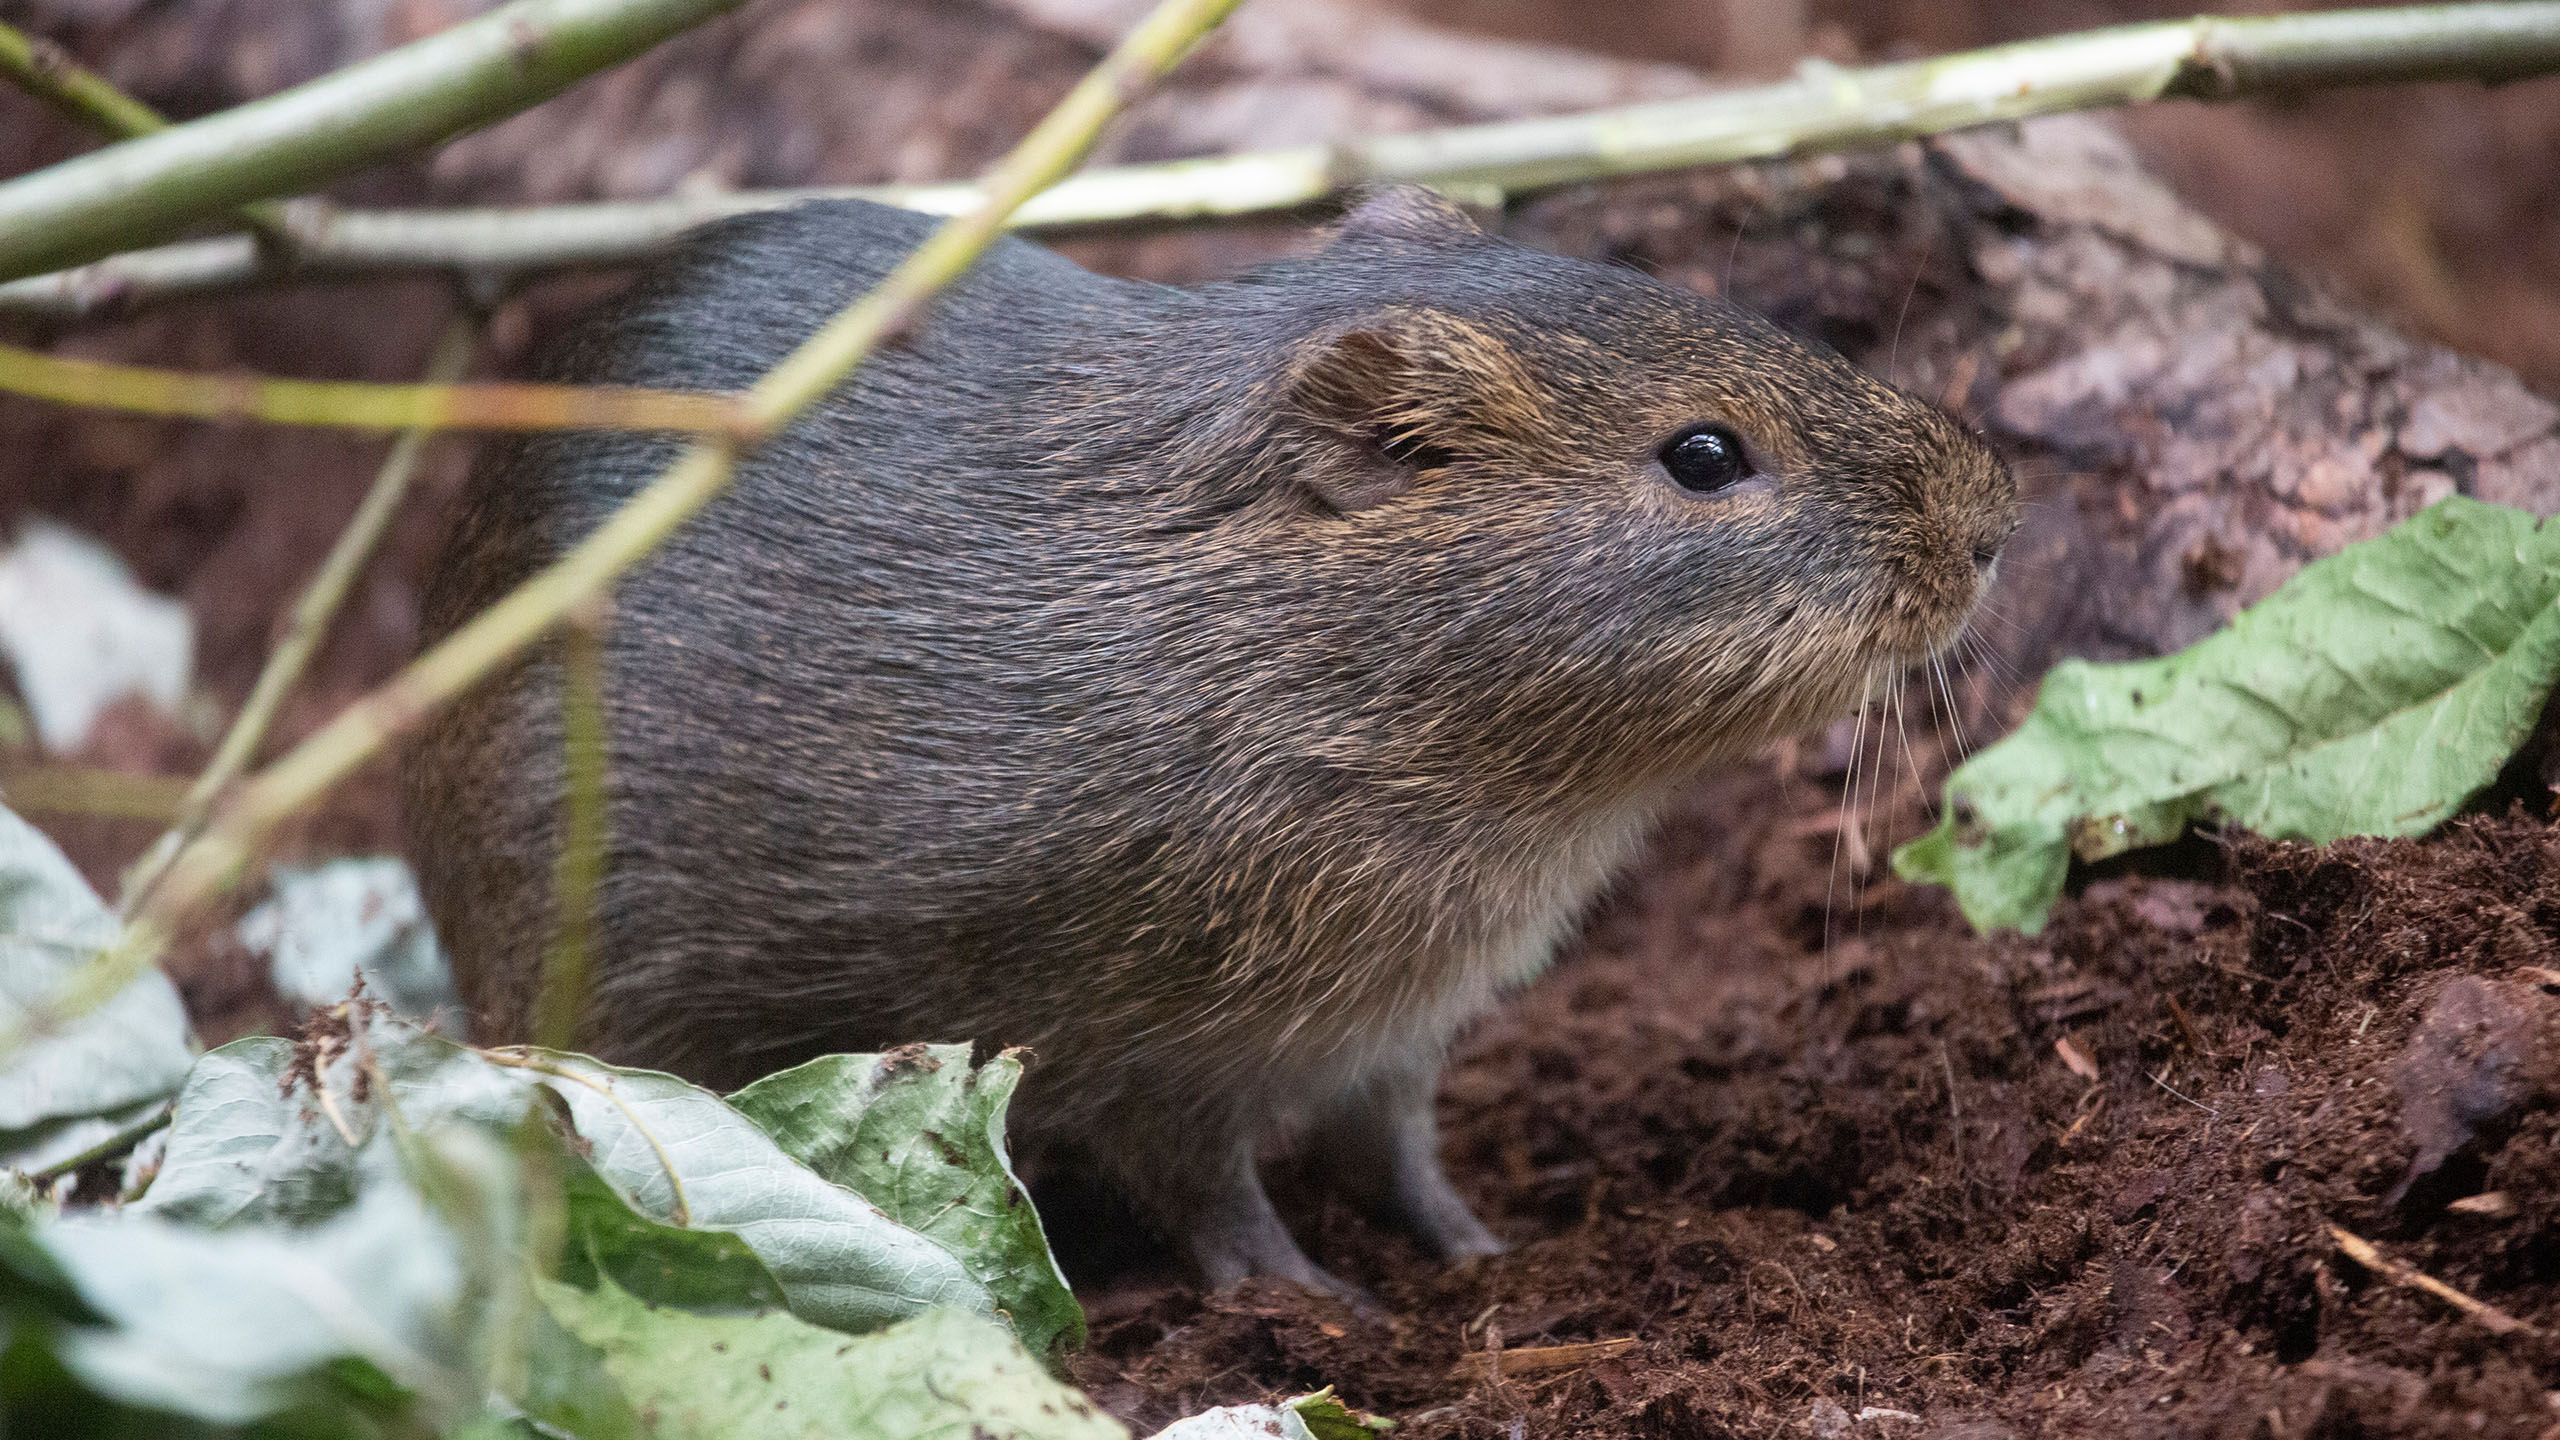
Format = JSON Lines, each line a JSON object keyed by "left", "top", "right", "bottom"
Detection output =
{"left": 0, "top": 765, "right": 187, "bottom": 820}
{"left": 1345, "top": 2, "right": 2560, "bottom": 195}
{"left": 0, "top": 20, "right": 172, "bottom": 142}
{"left": 0, "top": 340, "right": 747, "bottom": 435}
{"left": 1450, "top": 1339, "right": 1641, "bottom": 1379}
{"left": 0, "top": 0, "right": 1247, "bottom": 1057}
{"left": 0, "top": 0, "right": 755, "bottom": 283}
{"left": 0, "top": 19, "right": 294, "bottom": 245}
{"left": 2329, "top": 1226, "right": 2541, "bottom": 1338}
{"left": 532, "top": 598, "right": 611, "bottom": 1053}
{"left": 3, "top": 2, "right": 2556, "bottom": 315}
{"left": 119, "top": 309, "right": 484, "bottom": 916}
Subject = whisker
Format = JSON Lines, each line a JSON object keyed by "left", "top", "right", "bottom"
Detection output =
{"left": 1934, "top": 653, "right": 1973, "bottom": 761}
{"left": 1963, "top": 595, "right": 2030, "bottom": 648}
{"left": 2000, "top": 495, "right": 2074, "bottom": 518}
{"left": 1950, "top": 632, "right": 1986, "bottom": 692}
{"left": 1891, "top": 674, "right": 1927, "bottom": 821}
{"left": 1922, "top": 655, "right": 1963, "bottom": 790}
{"left": 1960, "top": 626, "right": 2024, "bottom": 689}
{"left": 1886, "top": 234, "right": 1934, "bottom": 386}
{"left": 1855, "top": 672, "right": 1891, "bottom": 938}
{"left": 1824, "top": 676, "right": 1874, "bottom": 964}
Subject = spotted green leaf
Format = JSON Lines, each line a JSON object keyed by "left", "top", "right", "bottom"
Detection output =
{"left": 1897, "top": 498, "right": 2560, "bottom": 932}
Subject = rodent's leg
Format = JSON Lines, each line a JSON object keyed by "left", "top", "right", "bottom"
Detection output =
{"left": 1099, "top": 1110, "right": 1364, "bottom": 1300}
{"left": 1162, "top": 1146, "right": 1372, "bottom": 1302}
{"left": 1321, "top": 1059, "right": 1506, "bottom": 1263}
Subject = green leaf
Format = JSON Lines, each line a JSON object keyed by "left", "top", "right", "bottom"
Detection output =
{"left": 538, "top": 1283, "right": 1126, "bottom": 1440}
{"left": 729, "top": 1045, "right": 1081, "bottom": 1354}
{"left": 138, "top": 1015, "right": 983, "bottom": 1337}
{"left": 0, "top": 1096, "right": 170, "bottom": 1181}
{"left": 506, "top": 1276, "right": 645, "bottom": 1440}
{"left": 40, "top": 1053, "right": 638, "bottom": 1435}
{"left": 0, "top": 802, "right": 193, "bottom": 1147}
{"left": 557, "top": 1161, "right": 788, "bottom": 1316}
{"left": 40, "top": 1183, "right": 471, "bottom": 1425}
{"left": 130, "top": 1037, "right": 361, "bottom": 1226}
{"left": 0, "top": 1204, "right": 97, "bottom": 1327}
{"left": 134, "top": 1026, "right": 524, "bottom": 1228}
{"left": 401, "top": 1114, "right": 645, "bottom": 1440}
{"left": 54, "top": 1008, "right": 1094, "bottom": 1432}
{"left": 493, "top": 1049, "right": 995, "bottom": 1334}
{"left": 1896, "top": 498, "right": 2560, "bottom": 932}
{"left": 27, "top": 1107, "right": 642, "bottom": 1437}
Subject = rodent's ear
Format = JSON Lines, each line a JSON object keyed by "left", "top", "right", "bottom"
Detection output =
{"left": 1287, "top": 308, "right": 1541, "bottom": 513}
{"left": 1331, "top": 186, "right": 1484, "bottom": 248}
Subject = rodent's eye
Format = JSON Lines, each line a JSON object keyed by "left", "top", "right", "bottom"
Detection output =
{"left": 1659, "top": 424, "right": 1754, "bottom": 495}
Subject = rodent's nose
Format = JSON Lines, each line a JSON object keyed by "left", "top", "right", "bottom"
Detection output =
{"left": 1969, "top": 513, "right": 2018, "bottom": 580}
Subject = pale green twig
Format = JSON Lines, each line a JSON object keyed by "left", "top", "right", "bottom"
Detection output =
{"left": 2, "top": 0, "right": 1247, "bottom": 1056}
{"left": 0, "top": 20, "right": 170, "bottom": 142}
{"left": 2, "top": 1, "right": 2555, "bottom": 315}
{"left": 0, "top": 18, "right": 295, "bottom": 245}
{"left": 1321, "top": 1, "right": 2560, "bottom": 194}
{"left": 0, "top": 0, "right": 754, "bottom": 282}
{"left": 0, "top": 340, "right": 746, "bottom": 435}
{"left": 119, "top": 310, "right": 484, "bottom": 916}
{"left": 531, "top": 599, "right": 611, "bottom": 1053}
{"left": 0, "top": 766, "right": 187, "bottom": 820}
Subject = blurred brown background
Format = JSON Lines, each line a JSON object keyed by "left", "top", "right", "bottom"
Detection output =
{"left": 1395, "top": 0, "right": 2560, "bottom": 396}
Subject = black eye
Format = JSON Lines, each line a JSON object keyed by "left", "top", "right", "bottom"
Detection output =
{"left": 1660, "top": 424, "right": 1754, "bottom": 494}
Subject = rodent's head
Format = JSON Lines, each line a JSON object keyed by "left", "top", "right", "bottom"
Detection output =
{"left": 1175, "top": 188, "right": 2015, "bottom": 803}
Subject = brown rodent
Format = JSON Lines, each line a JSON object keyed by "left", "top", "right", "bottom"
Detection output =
{"left": 401, "top": 187, "right": 2014, "bottom": 1295}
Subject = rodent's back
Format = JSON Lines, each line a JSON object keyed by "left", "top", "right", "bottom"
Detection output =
{"left": 420, "top": 200, "right": 1171, "bottom": 634}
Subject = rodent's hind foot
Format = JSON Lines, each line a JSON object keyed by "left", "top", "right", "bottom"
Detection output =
{"left": 1176, "top": 1164, "right": 1374, "bottom": 1308}
{"left": 1402, "top": 1178, "right": 1507, "bottom": 1265}
{"left": 1319, "top": 1061, "right": 1509, "bottom": 1266}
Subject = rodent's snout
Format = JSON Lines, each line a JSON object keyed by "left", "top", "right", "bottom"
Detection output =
{"left": 1877, "top": 419, "right": 2018, "bottom": 663}
{"left": 1952, "top": 465, "right": 2018, "bottom": 600}
{"left": 1965, "top": 503, "right": 2016, "bottom": 586}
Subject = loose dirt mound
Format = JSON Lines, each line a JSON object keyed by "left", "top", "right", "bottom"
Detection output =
{"left": 1063, "top": 755, "right": 2560, "bottom": 1437}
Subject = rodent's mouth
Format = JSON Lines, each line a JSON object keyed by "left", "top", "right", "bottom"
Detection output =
{"left": 1870, "top": 559, "right": 1996, "bottom": 671}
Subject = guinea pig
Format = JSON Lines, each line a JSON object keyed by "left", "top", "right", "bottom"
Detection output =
{"left": 401, "top": 187, "right": 2015, "bottom": 1295}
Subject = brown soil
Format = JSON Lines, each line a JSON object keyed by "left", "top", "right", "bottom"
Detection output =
{"left": 1061, "top": 750, "right": 2560, "bottom": 1438}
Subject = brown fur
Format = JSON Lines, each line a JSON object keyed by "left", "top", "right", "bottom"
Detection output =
{"left": 400, "top": 188, "right": 2015, "bottom": 1292}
